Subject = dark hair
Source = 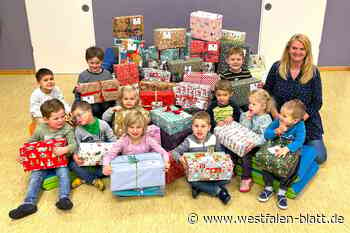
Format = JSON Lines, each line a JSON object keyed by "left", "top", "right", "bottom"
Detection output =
{"left": 85, "top": 46, "right": 104, "bottom": 61}
{"left": 71, "top": 101, "right": 92, "bottom": 113}
{"left": 40, "top": 99, "right": 65, "bottom": 118}
{"left": 214, "top": 80, "right": 233, "bottom": 94}
{"left": 35, "top": 68, "right": 53, "bottom": 82}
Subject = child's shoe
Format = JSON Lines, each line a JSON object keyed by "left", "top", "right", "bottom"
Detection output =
{"left": 258, "top": 189, "right": 273, "bottom": 202}
{"left": 71, "top": 178, "right": 84, "bottom": 189}
{"left": 55, "top": 197, "right": 73, "bottom": 210}
{"left": 218, "top": 187, "right": 231, "bottom": 205}
{"left": 239, "top": 178, "right": 252, "bottom": 192}
{"left": 92, "top": 178, "right": 105, "bottom": 191}
{"left": 277, "top": 195, "right": 288, "bottom": 210}
{"left": 191, "top": 187, "right": 201, "bottom": 199}
{"left": 9, "top": 203, "right": 37, "bottom": 220}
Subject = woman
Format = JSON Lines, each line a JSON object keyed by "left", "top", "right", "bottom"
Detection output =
{"left": 263, "top": 34, "right": 327, "bottom": 164}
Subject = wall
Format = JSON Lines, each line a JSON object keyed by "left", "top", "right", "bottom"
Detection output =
{"left": 0, "top": 0, "right": 34, "bottom": 69}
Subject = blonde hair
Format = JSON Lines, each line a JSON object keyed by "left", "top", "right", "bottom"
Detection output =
{"left": 281, "top": 99, "right": 306, "bottom": 120}
{"left": 117, "top": 85, "right": 140, "bottom": 108}
{"left": 123, "top": 110, "right": 148, "bottom": 136}
{"left": 225, "top": 47, "right": 245, "bottom": 60}
{"left": 214, "top": 80, "right": 233, "bottom": 94}
{"left": 192, "top": 111, "right": 211, "bottom": 126}
{"left": 279, "top": 34, "right": 315, "bottom": 84}
{"left": 249, "top": 89, "right": 274, "bottom": 113}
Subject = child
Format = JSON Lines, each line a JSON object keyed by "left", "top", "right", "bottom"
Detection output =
{"left": 29, "top": 68, "right": 70, "bottom": 134}
{"left": 74, "top": 46, "right": 116, "bottom": 119}
{"left": 219, "top": 47, "right": 252, "bottom": 81}
{"left": 238, "top": 89, "right": 273, "bottom": 192}
{"left": 257, "top": 99, "right": 306, "bottom": 210}
{"left": 69, "top": 101, "right": 117, "bottom": 190}
{"left": 172, "top": 111, "right": 231, "bottom": 204}
{"left": 207, "top": 80, "right": 241, "bottom": 129}
{"left": 102, "top": 110, "right": 170, "bottom": 176}
{"left": 102, "top": 85, "right": 149, "bottom": 138}
{"left": 9, "top": 99, "right": 77, "bottom": 220}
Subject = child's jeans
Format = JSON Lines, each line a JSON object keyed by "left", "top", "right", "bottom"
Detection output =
{"left": 190, "top": 180, "right": 230, "bottom": 196}
{"left": 305, "top": 138, "right": 327, "bottom": 164}
{"left": 69, "top": 160, "right": 105, "bottom": 184}
{"left": 24, "top": 167, "right": 70, "bottom": 205}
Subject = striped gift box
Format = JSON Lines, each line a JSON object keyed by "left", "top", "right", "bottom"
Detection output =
{"left": 183, "top": 72, "right": 219, "bottom": 90}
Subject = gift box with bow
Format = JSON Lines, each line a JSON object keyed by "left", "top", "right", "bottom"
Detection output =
{"left": 140, "top": 90, "right": 175, "bottom": 111}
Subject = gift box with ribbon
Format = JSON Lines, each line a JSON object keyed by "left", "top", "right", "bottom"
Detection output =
{"left": 154, "top": 28, "right": 186, "bottom": 50}
{"left": 142, "top": 68, "right": 171, "bottom": 82}
{"left": 190, "top": 40, "right": 220, "bottom": 63}
{"left": 140, "top": 90, "right": 175, "bottom": 111}
{"left": 139, "top": 81, "right": 175, "bottom": 91}
{"left": 19, "top": 138, "right": 68, "bottom": 172}
{"left": 112, "top": 15, "right": 144, "bottom": 38}
{"left": 174, "top": 82, "right": 212, "bottom": 110}
{"left": 190, "top": 11, "right": 223, "bottom": 42}
{"left": 80, "top": 80, "right": 119, "bottom": 104}
{"left": 214, "top": 121, "right": 261, "bottom": 157}
{"left": 110, "top": 153, "right": 166, "bottom": 192}
{"left": 78, "top": 142, "right": 117, "bottom": 166}
{"left": 150, "top": 106, "right": 192, "bottom": 136}
{"left": 183, "top": 72, "right": 219, "bottom": 90}
{"left": 183, "top": 151, "right": 233, "bottom": 181}
{"left": 114, "top": 62, "right": 139, "bottom": 86}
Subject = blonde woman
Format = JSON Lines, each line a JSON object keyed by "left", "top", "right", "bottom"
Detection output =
{"left": 263, "top": 34, "right": 327, "bottom": 164}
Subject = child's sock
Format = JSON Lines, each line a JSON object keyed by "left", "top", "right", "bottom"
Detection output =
{"left": 278, "top": 188, "right": 286, "bottom": 196}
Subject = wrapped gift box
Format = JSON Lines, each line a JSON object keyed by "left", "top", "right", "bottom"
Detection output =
{"left": 114, "top": 63, "right": 139, "bottom": 86}
{"left": 166, "top": 154, "right": 185, "bottom": 184}
{"left": 214, "top": 121, "right": 261, "bottom": 157}
{"left": 19, "top": 138, "right": 68, "bottom": 171}
{"left": 183, "top": 152, "right": 233, "bottom": 181}
{"left": 114, "top": 39, "right": 145, "bottom": 66}
{"left": 112, "top": 186, "right": 165, "bottom": 197}
{"left": 140, "top": 90, "right": 175, "bottom": 111}
{"left": 142, "top": 68, "right": 171, "bottom": 82}
{"left": 101, "top": 79, "right": 119, "bottom": 102}
{"left": 180, "top": 32, "right": 192, "bottom": 59}
{"left": 110, "top": 153, "right": 165, "bottom": 191}
{"left": 231, "top": 77, "right": 264, "bottom": 106}
{"left": 160, "top": 127, "right": 192, "bottom": 151}
{"left": 140, "top": 81, "right": 175, "bottom": 91}
{"left": 174, "top": 82, "right": 212, "bottom": 110}
{"left": 190, "top": 40, "right": 220, "bottom": 63}
{"left": 160, "top": 48, "right": 180, "bottom": 62}
{"left": 221, "top": 29, "right": 246, "bottom": 46}
{"left": 217, "top": 41, "right": 251, "bottom": 74}
{"left": 183, "top": 72, "right": 219, "bottom": 90}
{"left": 80, "top": 80, "right": 119, "bottom": 104}
{"left": 190, "top": 11, "right": 223, "bottom": 41}
{"left": 112, "top": 15, "right": 144, "bottom": 38}
{"left": 167, "top": 58, "right": 203, "bottom": 82}
{"left": 201, "top": 62, "right": 216, "bottom": 73}
{"left": 154, "top": 28, "right": 186, "bottom": 50}
{"left": 150, "top": 106, "right": 192, "bottom": 136}
{"left": 78, "top": 142, "right": 117, "bottom": 166}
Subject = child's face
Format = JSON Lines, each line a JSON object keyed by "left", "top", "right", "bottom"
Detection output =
{"left": 38, "top": 74, "right": 55, "bottom": 93}
{"left": 87, "top": 57, "right": 102, "bottom": 73}
{"left": 279, "top": 107, "right": 299, "bottom": 127}
{"left": 226, "top": 54, "right": 244, "bottom": 72}
{"left": 72, "top": 108, "right": 94, "bottom": 126}
{"left": 127, "top": 123, "right": 144, "bottom": 140}
{"left": 215, "top": 90, "right": 232, "bottom": 106}
{"left": 248, "top": 96, "right": 266, "bottom": 115}
{"left": 122, "top": 91, "right": 138, "bottom": 109}
{"left": 44, "top": 109, "right": 66, "bottom": 131}
{"left": 192, "top": 119, "right": 211, "bottom": 142}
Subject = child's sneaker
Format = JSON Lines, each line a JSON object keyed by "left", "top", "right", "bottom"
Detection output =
{"left": 55, "top": 197, "right": 73, "bottom": 210}
{"left": 71, "top": 178, "right": 84, "bottom": 189}
{"left": 218, "top": 187, "right": 231, "bottom": 205}
{"left": 239, "top": 178, "right": 252, "bottom": 192}
{"left": 258, "top": 189, "right": 273, "bottom": 202}
{"left": 9, "top": 203, "right": 37, "bottom": 220}
{"left": 92, "top": 178, "right": 105, "bottom": 191}
{"left": 277, "top": 195, "right": 288, "bottom": 210}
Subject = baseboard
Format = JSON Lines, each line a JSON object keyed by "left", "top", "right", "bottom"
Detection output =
{"left": 319, "top": 66, "right": 350, "bottom": 71}
{"left": 0, "top": 69, "right": 35, "bottom": 75}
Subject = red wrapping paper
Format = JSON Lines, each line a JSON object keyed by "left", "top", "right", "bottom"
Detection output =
{"left": 140, "top": 90, "right": 175, "bottom": 111}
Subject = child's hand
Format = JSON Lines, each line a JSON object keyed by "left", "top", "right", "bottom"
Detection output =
{"left": 111, "top": 106, "right": 122, "bottom": 112}
{"left": 224, "top": 116, "right": 233, "bottom": 124}
{"left": 247, "top": 110, "right": 254, "bottom": 120}
{"left": 217, "top": 121, "right": 225, "bottom": 127}
{"left": 275, "top": 147, "right": 290, "bottom": 157}
{"left": 73, "top": 153, "right": 84, "bottom": 166}
{"left": 275, "top": 124, "right": 288, "bottom": 136}
{"left": 165, "top": 160, "right": 170, "bottom": 171}
{"left": 103, "top": 165, "right": 112, "bottom": 176}
{"left": 75, "top": 84, "right": 82, "bottom": 93}
{"left": 179, "top": 156, "right": 188, "bottom": 170}
{"left": 53, "top": 146, "right": 69, "bottom": 156}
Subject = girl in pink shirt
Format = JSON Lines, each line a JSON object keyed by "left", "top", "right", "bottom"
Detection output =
{"left": 103, "top": 110, "right": 170, "bottom": 175}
